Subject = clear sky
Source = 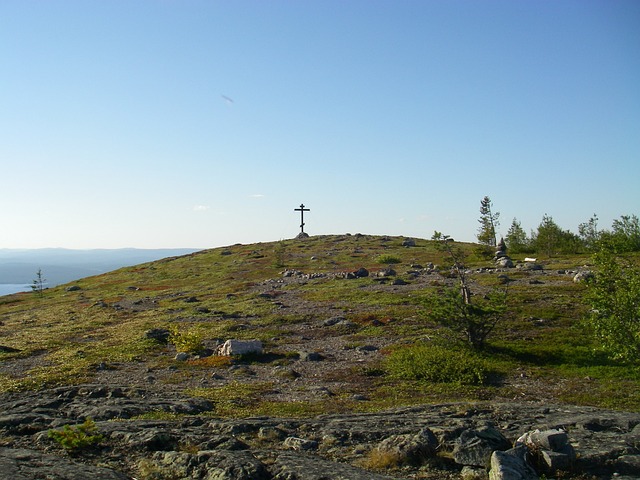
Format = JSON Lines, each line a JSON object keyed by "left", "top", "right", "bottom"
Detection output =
{"left": 2, "top": 1, "right": 639, "bottom": 249}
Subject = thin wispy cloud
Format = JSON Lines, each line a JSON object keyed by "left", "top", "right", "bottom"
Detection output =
{"left": 250, "top": 194, "right": 265, "bottom": 198}
{"left": 193, "top": 205, "right": 210, "bottom": 212}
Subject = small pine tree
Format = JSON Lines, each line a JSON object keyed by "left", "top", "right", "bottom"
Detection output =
{"left": 429, "top": 233, "right": 507, "bottom": 349}
{"left": 31, "top": 268, "right": 46, "bottom": 296}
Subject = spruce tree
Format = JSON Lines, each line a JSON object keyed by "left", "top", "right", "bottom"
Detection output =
{"left": 477, "top": 196, "right": 500, "bottom": 248}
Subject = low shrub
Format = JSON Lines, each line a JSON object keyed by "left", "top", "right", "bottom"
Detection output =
{"left": 168, "top": 325, "right": 204, "bottom": 354}
{"left": 377, "top": 254, "right": 401, "bottom": 265}
{"left": 48, "top": 418, "right": 103, "bottom": 453}
{"left": 385, "top": 344, "right": 490, "bottom": 385}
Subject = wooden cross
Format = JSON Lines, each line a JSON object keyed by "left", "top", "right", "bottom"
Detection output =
{"left": 294, "top": 204, "right": 310, "bottom": 233}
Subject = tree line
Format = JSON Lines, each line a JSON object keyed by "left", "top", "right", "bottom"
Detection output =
{"left": 475, "top": 197, "right": 640, "bottom": 256}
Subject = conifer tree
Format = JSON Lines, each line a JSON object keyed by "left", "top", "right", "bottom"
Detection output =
{"left": 477, "top": 196, "right": 500, "bottom": 248}
{"left": 505, "top": 218, "right": 530, "bottom": 253}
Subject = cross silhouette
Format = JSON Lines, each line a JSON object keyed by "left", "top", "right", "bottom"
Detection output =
{"left": 294, "top": 204, "right": 310, "bottom": 233}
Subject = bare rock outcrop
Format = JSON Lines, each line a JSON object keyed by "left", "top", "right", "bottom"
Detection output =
{"left": 0, "top": 386, "right": 639, "bottom": 479}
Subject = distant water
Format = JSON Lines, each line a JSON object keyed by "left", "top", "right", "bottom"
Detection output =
{"left": 0, "top": 284, "right": 31, "bottom": 296}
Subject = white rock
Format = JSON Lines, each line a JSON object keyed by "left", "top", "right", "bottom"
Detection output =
{"left": 217, "top": 339, "right": 263, "bottom": 356}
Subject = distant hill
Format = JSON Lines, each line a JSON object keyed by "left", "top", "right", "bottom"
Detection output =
{"left": 0, "top": 248, "right": 200, "bottom": 286}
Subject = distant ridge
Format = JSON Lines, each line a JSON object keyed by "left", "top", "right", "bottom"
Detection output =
{"left": 0, "top": 248, "right": 199, "bottom": 286}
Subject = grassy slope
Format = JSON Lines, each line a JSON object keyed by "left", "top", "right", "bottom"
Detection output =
{"left": 0, "top": 234, "right": 638, "bottom": 413}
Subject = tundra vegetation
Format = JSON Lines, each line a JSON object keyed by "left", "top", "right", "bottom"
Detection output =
{"left": 0, "top": 212, "right": 638, "bottom": 417}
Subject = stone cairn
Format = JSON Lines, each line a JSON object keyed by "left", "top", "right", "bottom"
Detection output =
{"left": 494, "top": 237, "right": 514, "bottom": 268}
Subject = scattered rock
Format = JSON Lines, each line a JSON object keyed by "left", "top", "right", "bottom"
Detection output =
{"left": 174, "top": 352, "right": 189, "bottom": 361}
{"left": 297, "top": 351, "right": 323, "bottom": 362}
{"left": 323, "top": 316, "right": 345, "bottom": 326}
{"left": 374, "top": 428, "right": 438, "bottom": 466}
{"left": 377, "top": 268, "right": 396, "bottom": 277}
{"left": 356, "top": 345, "right": 379, "bottom": 352}
{"left": 353, "top": 267, "right": 369, "bottom": 278}
{"left": 216, "top": 339, "right": 263, "bottom": 356}
{"left": 283, "top": 436, "right": 318, "bottom": 451}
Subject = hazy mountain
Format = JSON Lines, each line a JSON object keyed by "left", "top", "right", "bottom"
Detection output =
{"left": 0, "top": 248, "right": 200, "bottom": 286}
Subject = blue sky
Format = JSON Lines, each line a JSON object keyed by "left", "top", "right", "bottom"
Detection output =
{"left": 1, "top": 0, "right": 639, "bottom": 249}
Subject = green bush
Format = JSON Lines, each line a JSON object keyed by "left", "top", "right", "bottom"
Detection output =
{"left": 376, "top": 254, "right": 401, "bottom": 265}
{"left": 385, "top": 344, "right": 490, "bottom": 385}
{"left": 169, "top": 325, "right": 204, "bottom": 353}
{"left": 585, "top": 250, "right": 640, "bottom": 362}
{"left": 48, "top": 418, "right": 103, "bottom": 453}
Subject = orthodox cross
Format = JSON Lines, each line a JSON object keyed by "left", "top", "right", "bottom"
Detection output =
{"left": 294, "top": 204, "right": 310, "bottom": 233}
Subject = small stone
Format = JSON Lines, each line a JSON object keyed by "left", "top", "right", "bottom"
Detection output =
{"left": 323, "top": 316, "right": 344, "bottom": 326}
{"left": 298, "top": 351, "right": 323, "bottom": 361}
{"left": 283, "top": 436, "right": 318, "bottom": 451}
{"left": 356, "top": 345, "right": 379, "bottom": 352}
{"left": 573, "top": 271, "right": 594, "bottom": 283}
{"left": 353, "top": 267, "right": 369, "bottom": 278}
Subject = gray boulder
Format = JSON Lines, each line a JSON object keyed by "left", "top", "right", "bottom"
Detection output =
{"left": 374, "top": 428, "right": 438, "bottom": 466}
{"left": 489, "top": 445, "right": 538, "bottom": 480}
{"left": 518, "top": 428, "right": 575, "bottom": 474}
{"left": 354, "top": 267, "right": 369, "bottom": 277}
{"left": 454, "top": 426, "right": 512, "bottom": 467}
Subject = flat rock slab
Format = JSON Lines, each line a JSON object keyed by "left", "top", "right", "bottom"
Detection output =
{"left": 1, "top": 386, "right": 640, "bottom": 479}
{"left": 0, "top": 447, "right": 128, "bottom": 480}
{"left": 268, "top": 451, "right": 398, "bottom": 480}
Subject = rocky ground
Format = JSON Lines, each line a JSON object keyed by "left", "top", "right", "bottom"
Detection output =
{"left": 1, "top": 243, "right": 639, "bottom": 479}
{"left": 1, "top": 384, "right": 640, "bottom": 479}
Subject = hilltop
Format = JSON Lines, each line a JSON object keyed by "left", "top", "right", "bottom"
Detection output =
{"left": 0, "top": 234, "right": 639, "bottom": 479}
